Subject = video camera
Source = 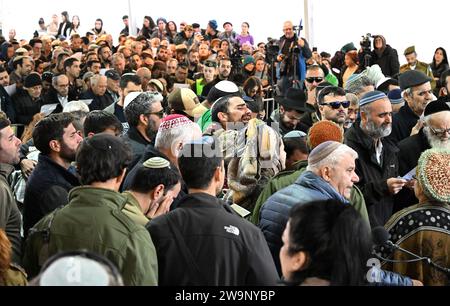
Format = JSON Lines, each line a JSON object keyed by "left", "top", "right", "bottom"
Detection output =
{"left": 360, "top": 33, "right": 372, "bottom": 54}
{"left": 230, "top": 42, "right": 243, "bottom": 74}
{"left": 360, "top": 33, "right": 373, "bottom": 69}
{"left": 265, "top": 38, "right": 280, "bottom": 62}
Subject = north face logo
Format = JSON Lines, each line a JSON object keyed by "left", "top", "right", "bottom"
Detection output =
{"left": 224, "top": 225, "right": 240, "bottom": 236}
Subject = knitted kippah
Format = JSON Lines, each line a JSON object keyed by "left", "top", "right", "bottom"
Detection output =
{"left": 345, "top": 73, "right": 363, "bottom": 91}
{"left": 284, "top": 130, "right": 307, "bottom": 139}
{"left": 308, "top": 141, "right": 342, "bottom": 166}
{"left": 359, "top": 90, "right": 387, "bottom": 107}
{"left": 158, "top": 115, "right": 192, "bottom": 131}
{"left": 417, "top": 148, "right": 450, "bottom": 203}
{"left": 143, "top": 157, "right": 170, "bottom": 169}
{"left": 387, "top": 89, "right": 404, "bottom": 105}
{"left": 307, "top": 121, "right": 344, "bottom": 150}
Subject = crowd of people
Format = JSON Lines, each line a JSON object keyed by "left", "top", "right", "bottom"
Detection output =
{"left": 0, "top": 11, "right": 449, "bottom": 286}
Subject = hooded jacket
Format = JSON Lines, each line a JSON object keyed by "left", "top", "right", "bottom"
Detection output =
{"left": 370, "top": 36, "right": 400, "bottom": 78}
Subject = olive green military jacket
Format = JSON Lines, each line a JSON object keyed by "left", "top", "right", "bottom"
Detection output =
{"left": 23, "top": 187, "right": 158, "bottom": 286}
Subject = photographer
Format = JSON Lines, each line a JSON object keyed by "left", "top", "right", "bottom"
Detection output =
{"left": 358, "top": 34, "right": 400, "bottom": 78}
{"left": 277, "top": 21, "right": 312, "bottom": 96}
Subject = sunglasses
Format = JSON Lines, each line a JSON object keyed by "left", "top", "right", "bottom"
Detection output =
{"left": 320, "top": 101, "right": 351, "bottom": 109}
{"left": 147, "top": 110, "right": 165, "bottom": 119}
{"left": 305, "top": 77, "right": 324, "bottom": 83}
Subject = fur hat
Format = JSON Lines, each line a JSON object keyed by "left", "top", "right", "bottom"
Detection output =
{"left": 307, "top": 121, "right": 344, "bottom": 150}
{"left": 417, "top": 148, "right": 450, "bottom": 203}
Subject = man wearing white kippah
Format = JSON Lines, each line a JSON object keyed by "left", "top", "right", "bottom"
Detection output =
{"left": 345, "top": 90, "right": 406, "bottom": 227}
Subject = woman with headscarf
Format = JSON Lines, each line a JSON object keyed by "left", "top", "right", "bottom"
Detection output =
{"left": 369, "top": 35, "right": 400, "bottom": 78}
{"left": 92, "top": 18, "right": 106, "bottom": 36}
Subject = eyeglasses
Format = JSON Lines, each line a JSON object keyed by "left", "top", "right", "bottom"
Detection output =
{"left": 430, "top": 126, "right": 450, "bottom": 137}
{"left": 305, "top": 77, "right": 324, "bottom": 83}
{"left": 320, "top": 101, "right": 351, "bottom": 109}
{"left": 146, "top": 110, "right": 165, "bottom": 119}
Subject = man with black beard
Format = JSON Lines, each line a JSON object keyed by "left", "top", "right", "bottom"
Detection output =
{"left": 98, "top": 45, "right": 113, "bottom": 70}
{"left": 123, "top": 92, "right": 164, "bottom": 168}
{"left": 23, "top": 113, "right": 83, "bottom": 237}
{"left": 395, "top": 98, "right": 450, "bottom": 211}
{"left": 345, "top": 91, "right": 406, "bottom": 227}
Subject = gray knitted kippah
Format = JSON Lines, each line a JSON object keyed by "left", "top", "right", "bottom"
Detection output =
{"left": 308, "top": 141, "right": 342, "bottom": 165}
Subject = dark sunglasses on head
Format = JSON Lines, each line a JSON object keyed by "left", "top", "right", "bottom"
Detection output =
{"left": 305, "top": 77, "right": 324, "bottom": 83}
{"left": 320, "top": 101, "right": 351, "bottom": 109}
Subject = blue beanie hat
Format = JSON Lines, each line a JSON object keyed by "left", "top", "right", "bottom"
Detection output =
{"left": 243, "top": 55, "right": 255, "bottom": 67}
{"left": 208, "top": 20, "right": 218, "bottom": 30}
{"left": 359, "top": 90, "right": 387, "bottom": 107}
{"left": 387, "top": 89, "right": 404, "bottom": 105}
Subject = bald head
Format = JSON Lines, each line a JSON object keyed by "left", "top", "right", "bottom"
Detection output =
{"left": 283, "top": 21, "right": 295, "bottom": 39}
{"left": 137, "top": 67, "right": 152, "bottom": 80}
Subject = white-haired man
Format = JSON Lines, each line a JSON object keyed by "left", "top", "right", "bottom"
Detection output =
{"left": 259, "top": 141, "right": 359, "bottom": 273}
{"left": 395, "top": 97, "right": 450, "bottom": 211}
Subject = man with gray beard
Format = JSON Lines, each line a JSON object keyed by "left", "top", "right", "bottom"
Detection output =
{"left": 345, "top": 91, "right": 406, "bottom": 227}
{"left": 394, "top": 97, "right": 450, "bottom": 211}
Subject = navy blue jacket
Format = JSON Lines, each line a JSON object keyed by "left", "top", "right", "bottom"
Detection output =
{"left": 259, "top": 171, "right": 349, "bottom": 273}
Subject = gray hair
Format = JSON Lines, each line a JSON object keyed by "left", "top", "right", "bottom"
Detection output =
{"left": 52, "top": 74, "right": 68, "bottom": 87}
{"left": 124, "top": 92, "right": 163, "bottom": 127}
{"left": 63, "top": 101, "right": 90, "bottom": 113}
{"left": 346, "top": 93, "right": 359, "bottom": 108}
{"left": 155, "top": 122, "right": 202, "bottom": 152}
{"left": 90, "top": 75, "right": 106, "bottom": 88}
{"left": 345, "top": 75, "right": 373, "bottom": 95}
{"left": 307, "top": 144, "right": 358, "bottom": 173}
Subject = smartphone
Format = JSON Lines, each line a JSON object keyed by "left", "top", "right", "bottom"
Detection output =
{"left": 313, "top": 47, "right": 318, "bottom": 52}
